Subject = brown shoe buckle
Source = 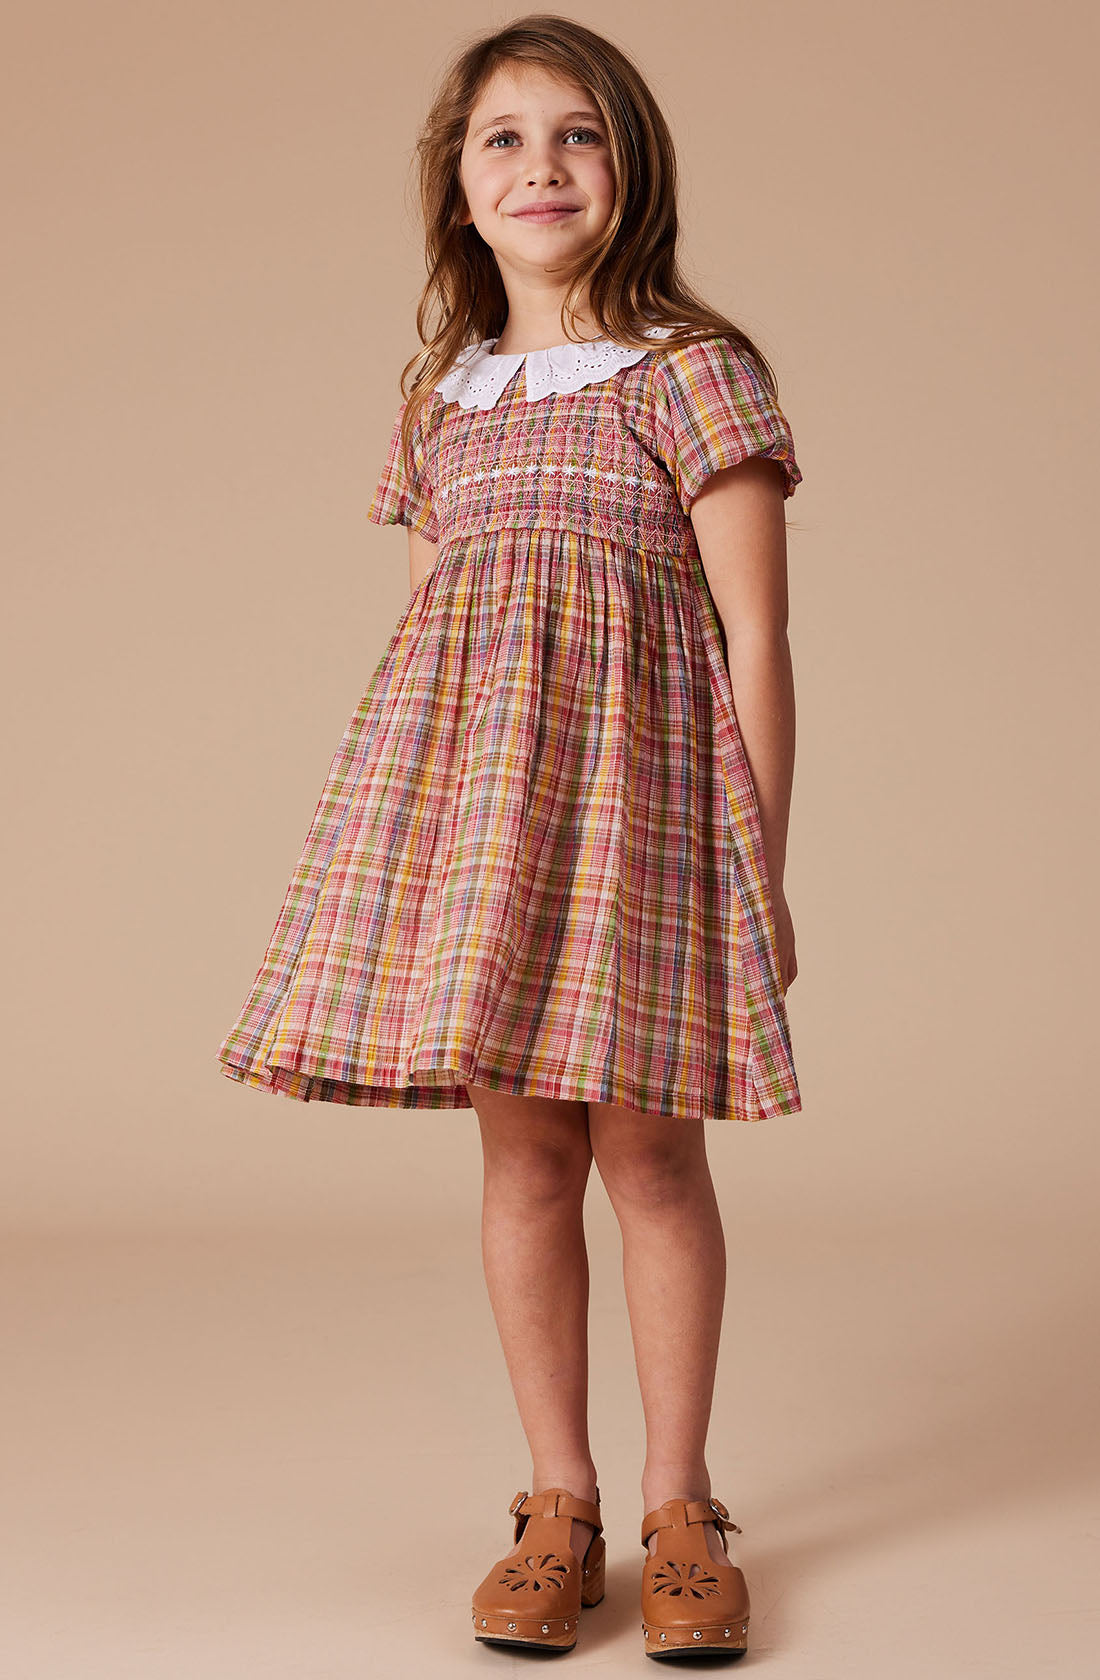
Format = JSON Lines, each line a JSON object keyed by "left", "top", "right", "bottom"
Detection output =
{"left": 708, "top": 1496, "right": 742, "bottom": 1534}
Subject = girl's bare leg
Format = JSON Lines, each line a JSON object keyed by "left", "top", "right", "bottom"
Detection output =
{"left": 586, "top": 1101, "right": 735, "bottom": 1570}
{"left": 468, "top": 1083, "right": 599, "bottom": 1562}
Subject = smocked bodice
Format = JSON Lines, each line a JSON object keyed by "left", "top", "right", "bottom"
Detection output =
{"left": 368, "top": 331, "right": 802, "bottom": 560}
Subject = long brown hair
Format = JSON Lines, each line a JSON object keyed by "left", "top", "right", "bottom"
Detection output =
{"left": 395, "top": 13, "right": 783, "bottom": 475}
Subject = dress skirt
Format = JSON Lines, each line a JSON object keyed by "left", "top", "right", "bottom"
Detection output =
{"left": 216, "top": 524, "right": 800, "bottom": 1122}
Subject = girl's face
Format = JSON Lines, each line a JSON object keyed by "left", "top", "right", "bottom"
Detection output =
{"left": 459, "top": 63, "right": 616, "bottom": 284}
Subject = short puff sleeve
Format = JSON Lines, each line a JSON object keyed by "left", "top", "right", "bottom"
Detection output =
{"left": 653, "top": 336, "right": 802, "bottom": 512}
{"left": 366, "top": 396, "right": 440, "bottom": 544}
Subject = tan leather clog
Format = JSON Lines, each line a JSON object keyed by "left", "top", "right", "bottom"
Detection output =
{"left": 471, "top": 1485, "right": 605, "bottom": 1651}
{"left": 640, "top": 1495, "right": 750, "bottom": 1658}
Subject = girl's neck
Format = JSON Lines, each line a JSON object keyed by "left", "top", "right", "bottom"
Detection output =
{"left": 491, "top": 308, "right": 602, "bottom": 358}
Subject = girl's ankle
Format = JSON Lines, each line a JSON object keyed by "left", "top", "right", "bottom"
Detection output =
{"left": 641, "top": 1473, "right": 711, "bottom": 1510}
{"left": 531, "top": 1469, "right": 600, "bottom": 1504}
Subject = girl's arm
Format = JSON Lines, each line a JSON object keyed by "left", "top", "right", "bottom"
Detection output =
{"left": 689, "top": 457, "right": 798, "bottom": 980}
{"left": 408, "top": 528, "right": 440, "bottom": 598}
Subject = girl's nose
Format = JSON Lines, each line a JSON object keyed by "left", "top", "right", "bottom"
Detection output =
{"left": 523, "top": 144, "right": 567, "bottom": 183}
{"left": 525, "top": 154, "right": 565, "bottom": 183}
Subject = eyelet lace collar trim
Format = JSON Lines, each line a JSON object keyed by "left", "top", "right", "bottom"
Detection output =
{"left": 434, "top": 323, "right": 675, "bottom": 411}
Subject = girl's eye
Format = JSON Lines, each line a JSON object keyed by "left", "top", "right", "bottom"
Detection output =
{"left": 485, "top": 126, "right": 602, "bottom": 148}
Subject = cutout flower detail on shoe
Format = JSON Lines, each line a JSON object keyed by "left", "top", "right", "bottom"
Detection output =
{"left": 650, "top": 1559, "right": 724, "bottom": 1598}
{"left": 498, "top": 1552, "right": 570, "bottom": 1592}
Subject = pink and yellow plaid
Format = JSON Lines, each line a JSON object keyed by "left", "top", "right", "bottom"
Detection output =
{"left": 216, "top": 335, "right": 804, "bottom": 1121}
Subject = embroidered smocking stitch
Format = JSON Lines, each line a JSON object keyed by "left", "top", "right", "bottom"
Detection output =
{"left": 435, "top": 458, "right": 669, "bottom": 505}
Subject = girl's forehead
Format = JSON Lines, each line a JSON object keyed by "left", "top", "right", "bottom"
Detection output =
{"left": 469, "top": 62, "right": 594, "bottom": 117}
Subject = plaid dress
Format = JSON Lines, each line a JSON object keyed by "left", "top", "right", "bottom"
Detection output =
{"left": 216, "top": 329, "right": 804, "bottom": 1122}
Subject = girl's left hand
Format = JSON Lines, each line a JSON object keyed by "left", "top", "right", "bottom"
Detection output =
{"left": 772, "top": 889, "right": 798, "bottom": 994}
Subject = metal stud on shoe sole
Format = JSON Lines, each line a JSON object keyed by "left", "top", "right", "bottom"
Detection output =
{"left": 641, "top": 1618, "right": 750, "bottom": 1659}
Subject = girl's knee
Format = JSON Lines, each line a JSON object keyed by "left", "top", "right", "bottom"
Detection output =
{"left": 470, "top": 1086, "right": 593, "bottom": 1200}
{"left": 587, "top": 1103, "right": 709, "bottom": 1204}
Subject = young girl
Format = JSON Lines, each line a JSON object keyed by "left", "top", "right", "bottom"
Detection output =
{"left": 217, "top": 13, "right": 804, "bottom": 1661}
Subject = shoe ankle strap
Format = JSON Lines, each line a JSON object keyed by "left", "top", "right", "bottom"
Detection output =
{"left": 510, "top": 1486, "right": 603, "bottom": 1534}
{"left": 640, "top": 1495, "right": 742, "bottom": 1549}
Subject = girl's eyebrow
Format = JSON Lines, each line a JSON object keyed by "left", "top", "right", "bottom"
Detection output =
{"left": 472, "top": 109, "right": 603, "bottom": 136}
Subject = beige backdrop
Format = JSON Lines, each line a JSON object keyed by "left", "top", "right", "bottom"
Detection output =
{"left": 3, "top": 3, "right": 1097, "bottom": 1677}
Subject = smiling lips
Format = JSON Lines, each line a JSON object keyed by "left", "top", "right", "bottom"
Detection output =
{"left": 510, "top": 204, "right": 582, "bottom": 223}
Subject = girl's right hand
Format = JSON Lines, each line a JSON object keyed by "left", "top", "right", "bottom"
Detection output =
{"left": 772, "top": 889, "right": 797, "bottom": 993}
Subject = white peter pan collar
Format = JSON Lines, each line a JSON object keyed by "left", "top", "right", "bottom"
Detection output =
{"left": 434, "top": 323, "right": 675, "bottom": 411}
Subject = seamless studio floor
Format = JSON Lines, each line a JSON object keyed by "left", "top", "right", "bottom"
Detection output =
{"left": 2, "top": 1197, "right": 1095, "bottom": 1679}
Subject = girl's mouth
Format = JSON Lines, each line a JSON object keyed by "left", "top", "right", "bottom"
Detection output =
{"left": 511, "top": 208, "right": 581, "bottom": 224}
